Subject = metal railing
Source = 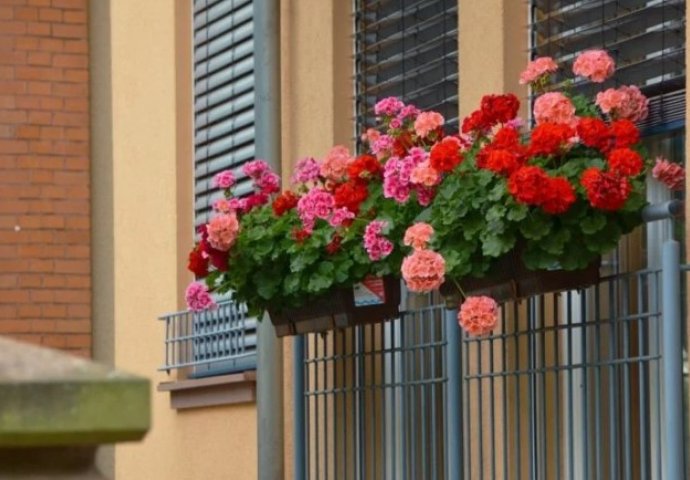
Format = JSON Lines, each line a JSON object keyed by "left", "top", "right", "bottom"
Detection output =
{"left": 159, "top": 299, "right": 257, "bottom": 377}
{"left": 293, "top": 202, "right": 687, "bottom": 479}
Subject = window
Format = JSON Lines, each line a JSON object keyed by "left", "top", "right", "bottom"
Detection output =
{"left": 159, "top": 0, "right": 258, "bottom": 380}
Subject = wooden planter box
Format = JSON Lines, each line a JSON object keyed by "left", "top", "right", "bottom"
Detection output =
{"left": 440, "top": 250, "right": 600, "bottom": 308}
{"left": 269, "top": 276, "right": 401, "bottom": 337}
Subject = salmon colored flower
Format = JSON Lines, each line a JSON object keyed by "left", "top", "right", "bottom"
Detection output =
{"left": 572, "top": 50, "right": 615, "bottom": 83}
{"left": 652, "top": 157, "right": 685, "bottom": 191}
{"left": 458, "top": 296, "right": 498, "bottom": 336}
{"left": 403, "top": 222, "right": 434, "bottom": 250}
{"left": 206, "top": 213, "right": 240, "bottom": 251}
{"left": 401, "top": 249, "right": 446, "bottom": 293}
{"left": 414, "top": 111, "right": 444, "bottom": 138}
{"left": 533, "top": 92, "right": 577, "bottom": 126}
{"left": 519, "top": 56, "right": 558, "bottom": 85}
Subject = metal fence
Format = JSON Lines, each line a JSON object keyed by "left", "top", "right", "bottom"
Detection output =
{"left": 294, "top": 243, "right": 688, "bottom": 479}
{"left": 159, "top": 299, "right": 257, "bottom": 377}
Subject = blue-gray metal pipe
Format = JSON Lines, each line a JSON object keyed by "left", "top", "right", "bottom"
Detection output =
{"left": 293, "top": 335, "right": 306, "bottom": 480}
{"left": 641, "top": 200, "right": 683, "bottom": 223}
{"left": 445, "top": 308, "right": 462, "bottom": 480}
{"left": 254, "top": 0, "right": 283, "bottom": 478}
{"left": 661, "top": 239, "right": 684, "bottom": 479}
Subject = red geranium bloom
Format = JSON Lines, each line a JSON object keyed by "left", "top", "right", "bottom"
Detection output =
{"left": 272, "top": 190, "right": 299, "bottom": 216}
{"left": 292, "top": 227, "right": 311, "bottom": 243}
{"left": 462, "top": 109, "right": 491, "bottom": 134}
{"left": 480, "top": 93, "right": 520, "bottom": 125}
{"left": 393, "top": 131, "right": 415, "bottom": 157}
{"left": 610, "top": 119, "right": 640, "bottom": 148}
{"left": 334, "top": 180, "right": 368, "bottom": 213}
{"left": 508, "top": 166, "right": 550, "bottom": 205}
{"left": 492, "top": 126, "right": 521, "bottom": 148}
{"left": 529, "top": 122, "right": 574, "bottom": 157}
{"left": 541, "top": 177, "right": 576, "bottom": 214}
{"left": 581, "top": 167, "right": 631, "bottom": 211}
{"left": 429, "top": 141, "right": 463, "bottom": 172}
{"left": 607, "top": 148, "right": 643, "bottom": 176}
{"left": 197, "top": 225, "right": 229, "bottom": 271}
{"left": 477, "top": 148, "right": 523, "bottom": 176}
{"left": 325, "top": 234, "right": 342, "bottom": 255}
{"left": 577, "top": 117, "right": 610, "bottom": 151}
{"left": 348, "top": 154, "right": 382, "bottom": 180}
{"left": 187, "top": 245, "right": 209, "bottom": 277}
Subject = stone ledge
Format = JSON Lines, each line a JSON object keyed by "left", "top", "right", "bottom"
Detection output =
{"left": 0, "top": 337, "right": 150, "bottom": 447}
{"left": 158, "top": 370, "right": 256, "bottom": 409}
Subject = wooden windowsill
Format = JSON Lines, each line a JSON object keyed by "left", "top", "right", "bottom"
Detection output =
{"left": 158, "top": 371, "right": 256, "bottom": 410}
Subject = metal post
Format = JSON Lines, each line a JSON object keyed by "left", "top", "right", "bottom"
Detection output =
{"left": 445, "top": 308, "right": 462, "bottom": 480}
{"left": 293, "top": 335, "right": 306, "bottom": 480}
{"left": 254, "top": 0, "right": 283, "bottom": 478}
{"left": 662, "top": 238, "right": 684, "bottom": 480}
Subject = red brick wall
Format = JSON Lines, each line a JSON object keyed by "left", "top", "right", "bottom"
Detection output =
{"left": 0, "top": 0, "right": 90, "bottom": 356}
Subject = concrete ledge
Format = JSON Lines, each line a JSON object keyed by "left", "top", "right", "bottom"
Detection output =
{"left": 158, "top": 370, "right": 256, "bottom": 409}
{"left": 0, "top": 337, "right": 150, "bottom": 447}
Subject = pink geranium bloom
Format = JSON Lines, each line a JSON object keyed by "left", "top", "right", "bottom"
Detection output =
{"left": 410, "top": 160, "right": 440, "bottom": 187}
{"left": 403, "top": 222, "right": 434, "bottom": 250}
{"left": 519, "top": 56, "right": 558, "bottom": 85}
{"left": 206, "top": 213, "right": 240, "bottom": 251}
{"left": 291, "top": 157, "right": 321, "bottom": 185}
{"left": 320, "top": 145, "right": 351, "bottom": 181}
{"left": 533, "top": 92, "right": 577, "bottom": 126}
{"left": 296, "top": 188, "right": 334, "bottom": 232}
{"left": 414, "top": 111, "right": 444, "bottom": 138}
{"left": 185, "top": 282, "right": 216, "bottom": 312}
{"left": 213, "top": 170, "right": 235, "bottom": 189}
{"left": 329, "top": 207, "right": 355, "bottom": 228}
{"left": 401, "top": 249, "right": 446, "bottom": 293}
{"left": 374, "top": 97, "right": 405, "bottom": 116}
{"left": 458, "top": 296, "right": 499, "bottom": 336}
{"left": 652, "top": 157, "right": 685, "bottom": 191}
{"left": 572, "top": 50, "right": 615, "bottom": 83}
{"left": 595, "top": 85, "right": 649, "bottom": 122}
{"left": 363, "top": 220, "right": 393, "bottom": 261}
{"left": 242, "top": 159, "right": 270, "bottom": 179}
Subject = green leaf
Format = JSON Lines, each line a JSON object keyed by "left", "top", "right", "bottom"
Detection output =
{"left": 290, "top": 249, "right": 319, "bottom": 272}
{"left": 506, "top": 203, "right": 528, "bottom": 221}
{"left": 580, "top": 212, "right": 606, "bottom": 234}
{"left": 519, "top": 211, "right": 551, "bottom": 240}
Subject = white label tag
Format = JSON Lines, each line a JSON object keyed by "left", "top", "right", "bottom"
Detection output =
{"left": 353, "top": 277, "right": 386, "bottom": 307}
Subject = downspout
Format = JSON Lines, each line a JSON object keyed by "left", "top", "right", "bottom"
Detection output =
{"left": 254, "top": 1, "right": 284, "bottom": 479}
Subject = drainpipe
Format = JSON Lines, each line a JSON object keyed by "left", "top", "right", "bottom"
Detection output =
{"left": 254, "top": 1, "right": 284, "bottom": 479}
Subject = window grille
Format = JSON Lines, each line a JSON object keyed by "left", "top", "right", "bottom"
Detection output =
{"left": 530, "top": 0, "right": 686, "bottom": 132}
{"left": 354, "top": 0, "right": 459, "bottom": 134}
{"left": 193, "top": 0, "right": 255, "bottom": 228}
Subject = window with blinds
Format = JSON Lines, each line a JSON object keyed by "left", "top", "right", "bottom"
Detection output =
{"left": 531, "top": 0, "right": 686, "bottom": 133}
{"left": 193, "top": 0, "right": 255, "bottom": 228}
{"left": 354, "top": 0, "right": 459, "bottom": 134}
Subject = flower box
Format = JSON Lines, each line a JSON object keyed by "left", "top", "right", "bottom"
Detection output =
{"left": 268, "top": 276, "right": 401, "bottom": 337}
{"left": 439, "top": 250, "right": 600, "bottom": 308}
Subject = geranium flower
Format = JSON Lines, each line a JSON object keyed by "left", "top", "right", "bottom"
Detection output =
{"left": 403, "top": 223, "right": 434, "bottom": 250}
{"left": 572, "top": 49, "right": 615, "bottom": 83}
{"left": 519, "top": 56, "right": 558, "bottom": 85}
{"left": 401, "top": 249, "right": 446, "bottom": 293}
{"left": 185, "top": 282, "right": 215, "bottom": 312}
{"left": 458, "top": 296, "right": 498, "bottom": 335}
{"left": 652, "top": 157, "right": 685, "bottom": 191}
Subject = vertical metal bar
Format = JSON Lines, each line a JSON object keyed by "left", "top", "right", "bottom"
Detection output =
{"left": 370, "top": 324, "right": 376, "bottom": 480}
{"left": 315, "top": 336, "right": 320, "bottom": 479}
{"left": 594, "top": 284, "right": 602, "bottom": 480}
{"left": 356, "top": 327, "right": 364, "bottom": 480}
{"left": 293, "top": 335, "right": 306, "bottom": 480}
{"left": 502, "top": 307, "right": 509, "bottom": 480}
{"left": 553, "top": 294, "right": 561, "bottom": 480}
{"left": 637, "top": 272, "right": 649, "bottom": 479}
{"left": 539, "top": 295, "right": 547, "bottom": 480}
{"left": 608, "top": 279, "right": 618, "bottom": 480}
{"left": 580, "top": 291, "right": 590, "bottom": 479}
{"left": 621, "top": 277, "right": 632, "bottom": 480}
{"left": 323, "top": 334, "right": 329, "bottom": 480}
{"left": 515, "top": 301, "right": 522, "bottom": 480}
{"left": 306, "top": 336, "right": 311, "bottom": 480}
{"left": 662, "top": 239, "right": 683, "bottom": 479}
{"left": 528, "top": 300, "right": 536, "bottom": 480}
{"left": 420, "top": 310, "right": 427, "bottom": 479}
{"left": 477, "top": 333, "right": 484, "bottom": 480}
{"left": 342, "top": 331, "right": 348, "bottom": 480}
{"left": 489, "top": 311, "right": 496, "bottom": 480}
{"left": 566, "top": 292, "right": 574, "bottom": 480}
{"left": 445, "top": 308, "right": 462, "bottom": 480}
{"left": 430, "top": 309, "right": 438, "bottom": 480}
{"left": 255, "top": 0, "right": 283, "bottom": 476}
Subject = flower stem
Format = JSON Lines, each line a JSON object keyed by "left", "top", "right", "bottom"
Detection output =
{"left": 450, "top": 277, "right": 467, "bottom": 300}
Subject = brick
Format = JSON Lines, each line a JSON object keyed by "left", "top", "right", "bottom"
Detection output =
{"left": 56, "top": 319, "right": 90, "bottom": 333}
{"left": 64, "top": 334, "right": 90, "bottom": 348}
{"left": 54, "top": 170, "right": 85, "bottom": 184}
{"left": 0, "top": 140, "right": 28, "bottom": 153}
{"left": 0, "top": 125, "right": 13, "bottom": 138}
{"left": 40, "top": 126, "right": 64, "bottom": 139}
{"left": 51, "top": 23, "right": 85, "bottom": 38}
{"left": 52, "top": 141, "right": 86, "bottom": 155}
{"left": 52, "top": 0, "right": 84, "bottom": 9}
{"left": 0, "top": 67, "right": 14, "bottom": 80}
{"left": 16, "top": 65, "right": 63, "bottom": 81}
{"left": 30, "top": 171, "right": 54, "bottom": 184}
{"left": 43, "top": 305, "right": 67, "bottom": 318}
{"left": 65, "top": 126, "right": 87, "bottom": 139}
{"left": 14, "top": 37, "right": 39, "bottom": 50}
{"left": 14, "top": 7, "right": 39, "bottom": 21}
{"left": 0, "top": 95, "right": 15, "bottom": 108}
{"left": 0, "top": 275, "right": 17, "bottom": 288}
{"left": 26, "top": 21, "right": 50, "bottom": 35}
{"left": 32, "top": 319, "right": 56, "bottom": 332}
{"left": 0, "top": 80, "right": 27, "bottom": 94}
{"left": 28, "top": 259, "right": 54, "bottom": 273}
{"left": 64, "top": 274, "right": 89, "bottom": 288}
{"left": 0, "top": 50, "right": 26, "bottom": 65}
{"left": 52, "top": 112, "right": 86, "bottom": 126}
{"left": 63, "top": 156, "right": 87, "bottom": 170}
{"left": 62, "top": 68, "right": 87, "bottom": 83}
{"left": 0, "top": 244, "right": 17, "bottom": 256}
{"left": 54, "top": 259, "right": 88, "bottom": 274}
{"left": 54, "top": 289, "right": 88, "bottom": 304}
{"left": 40, "top": 215, "right": 65, "bottom": 228}
{"left": 38, "top": 7, "right": 61, "bottom": 22}
{"left": 51, "top": 200, "right": 82, "bottom": 214}
{"left": 27, "top": 80, "right": 51, "bottom": 95}
{"left": 27, "top": 111, "right": 52, "bottom": 124}
{"left": 0, "top": 170, "right": 29, "bottom": 183}
{"left": 39, "top": 38, "right": 62, "bottom": 51}
{"left": 0, "top": 320, "right": 31, "bottom": 333}
{"left": 15, "top": 125, "right": 40, "bottom": 139}
{"left": 16, "top": 95, "right": 40, "bottom": 109}
{"left": 27, "top": 51, "right": 51, "bottom": 65}
{"left": 0, "top": 305, "right": 18, "bottom": 319}
{"left": 63, "top": 10, "right": 85, "bottom": 24}
{"left": 63, "top": 39, "right": 86, "bottom": 53}
{"left": 41, "top": 334, "right": 66, "bottom": 348}
{"left": 53, "top": 53, "right": 86, "bottom": 68}
{"left": 17, "top": 274, "right": 43, "bottom": 287}
{"left": 28, "top": 0, "right": 51, "bottom": 6}
{"left": 0, "top": 21, "right": 27, "bottom": 35}
{"left": 30, "top": 289, "right": 54, "bottom": 303}
{"left": 52, "top": 81, "right": 85, "bottom": 97}
{"left": 65, "top": 215, "right": 88, "bottom": 229}
{"left": 64, "top": 245, "right": 88, "bottom": 258}
{"left": 0, "top": 289, "right": 30, "bottom": 303}
{"left": 0, "top": 7, "right": 12, "bottom": 20}
{"left": 18, "top": 304, "right": 41, "bottom": 318}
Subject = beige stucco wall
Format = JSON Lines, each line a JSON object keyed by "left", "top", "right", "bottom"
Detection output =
{"left": 91, "top": 1, "right": 257, "bottom": 479}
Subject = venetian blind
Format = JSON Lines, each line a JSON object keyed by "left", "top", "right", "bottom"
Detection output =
{"left": 354, "top": 0, "right": 459, "bottom": 134}
{"left": 193, "top": 0, "right": 255, "bottom": 228}
{"left": 531, "top": 0, "right": 686, "bottom": 131}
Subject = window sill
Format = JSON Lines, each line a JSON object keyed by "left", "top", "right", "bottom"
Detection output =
{"left": 157, "top": 370, "right": 256, "bottom": 410}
